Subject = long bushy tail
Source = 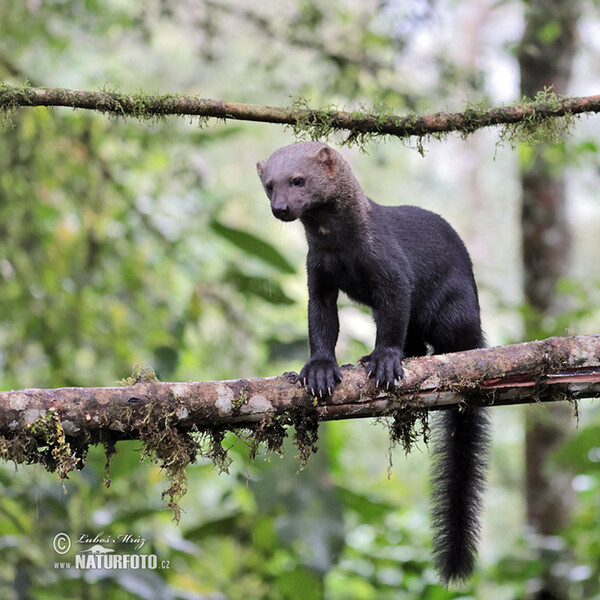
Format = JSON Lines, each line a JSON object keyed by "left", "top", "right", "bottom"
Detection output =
{"left": 430, "top": 405, "right": 491, "bottom": 585}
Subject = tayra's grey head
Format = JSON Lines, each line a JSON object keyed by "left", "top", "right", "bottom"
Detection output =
{"left": 256, "top": 142, "right": 345, "bottom": 222}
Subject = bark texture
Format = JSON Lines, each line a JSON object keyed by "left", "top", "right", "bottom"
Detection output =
{"left": 0, "top": 335, "right": 598, "bottom": 439}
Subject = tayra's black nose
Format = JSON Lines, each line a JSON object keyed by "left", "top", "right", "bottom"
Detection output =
{"left": 272, "top": 204, "right": 293, "bottom": 221}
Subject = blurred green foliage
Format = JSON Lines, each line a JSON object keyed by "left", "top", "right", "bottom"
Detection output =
{"left": 0, "top": 1, "right": 600, "bottom": 599}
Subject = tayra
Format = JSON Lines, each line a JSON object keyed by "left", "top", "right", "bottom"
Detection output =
{"left": 257, "top": 141, "right": 490, "bottom": 585}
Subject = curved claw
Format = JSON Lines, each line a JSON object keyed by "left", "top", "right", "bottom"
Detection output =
{"left": 362, "top": 346, "right": 404, "bottom": 390}
{"left": 299, "top": 357, "right": 342, "bottom": 398}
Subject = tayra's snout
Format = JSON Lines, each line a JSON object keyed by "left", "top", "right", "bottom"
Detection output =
{"left": 271, "top": 201, "right": 297, "bottom": 221}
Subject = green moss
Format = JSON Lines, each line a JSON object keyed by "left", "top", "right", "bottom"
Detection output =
{"left": 137, "top": 403, "right": 202, "bottom": 522}
{"left": 498, "top": 88, "right": 578, "bottom": 149}
{"left": 196, "top": 428, "right": 233, "bottom": 473}
{"left": 457, "top": 98, "right": 488, "bottom": 140}
{"left": 1, "top": 84, "right": 581, "bottom": 150}
{"left": 288, "top": 97, "right": 446, "bottom": 154}
{"left": 384, "top": 400, "right": 430, "bottom": 466}
{"left": 98, "top": 387, "right": 236, "bottom": 522}
{"left": 0, "top": 377, "right": 324, "bottom": 521}
{"left": 102, "top": 439, "right": 117, "bottom": 488}
{"left": 116, "top": 364, "right": 159, "bottom": 386}
{"left": 104, "top": 88, "right": 210, "bottom": 128}
{"left": 291, "top": 411, "right": 320, "bottom": 470}
{"left": 0, "top": 81, "right": 33, "bottom": 130}
{"left": 288, "top": 90, "right": 580, "bottom": 155}
{"left": 0, "top": 410, "right": 85, "bottom": 482}
{"left": 233, "top": 386, "right": 250, "bottom": 409}
{"left": 288, "top": 96, "right": 341, "bottom": 144}
{"left": 288, "top": 97, "right": 395, "bottom": 152}
{"left": 0, "top": 82, "right": 211, "bottom": 128}
{"left": 248, "top": 417, "right": 287, "bottom": 460}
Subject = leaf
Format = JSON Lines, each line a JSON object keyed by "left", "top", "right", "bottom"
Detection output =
{"left": 185, "top": 514, "right": 245, "bottom": 539}
{"left": 210, "top": 220, "right": 296, "bottom": 274}
{"left": 268, "top": 338, "right": 308, "bottom": 362}
{"left": 152, "top": 345, "right": 179, "bottom": 379}
{"left": 336, "top": 485, "right": 397, "bottom": 521}
{"left": 276, "top": 567, "right": 322, "bottom": 600}
{"left": 555, "top": 423, "right": 600, "bottom": 472}
{"left": 225, "top": 268, "right": 295, "bottom": 305}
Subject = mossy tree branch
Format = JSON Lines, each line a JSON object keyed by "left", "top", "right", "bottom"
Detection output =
{"left": 1, "top": 334, "right": 598, "bottom": 516}
{"left": 1, "top": 334, "right": 598, "bottom": 437}
{"left": 1, "top": 83, "right": 599, "bottom": 143}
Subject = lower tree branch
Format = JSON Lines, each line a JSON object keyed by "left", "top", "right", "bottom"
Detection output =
{"left": 1, "top": 334, "right": 597, "bottom": 512}
{"left": 1, "top": 334, "right": 598, "bottom": 439}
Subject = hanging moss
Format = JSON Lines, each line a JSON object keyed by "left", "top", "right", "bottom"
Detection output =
{"left": 286, "top": 89, "right": 581, "bottom": 154}
{"left": 0, "top": 362, "right": 331, "bottom": 520}
{"left": 0, "top": 353, "right": 502, "bottom": 520}
{"left": 0, "top": 409, "right": 88, "bottom": 484}
{"left": 247, "top": 416, "right": 288, "bottom": 460}
{"left": 498, "top": 88, "right": 579, "bottom": 148}
{"left": 136, "top": 400, "right": 202, "bottom": 522}
{"left": 0, "top": 82, "right": 585, "bottom": 150}
{"left": 0, "top": 81, "right": 33, "bottom": 130}
{"left": 387, "top": 403, "right": 430, "bottom": 457}
{"left": 288, "top": 97, "right": 342, "bottom": 144}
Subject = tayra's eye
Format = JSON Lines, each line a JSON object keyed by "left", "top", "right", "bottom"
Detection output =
{"left": 291, "top": 177, "right": 305, "bottom": 187}
{"left": 265, "top": 182, "right": 273, "bottom": 194}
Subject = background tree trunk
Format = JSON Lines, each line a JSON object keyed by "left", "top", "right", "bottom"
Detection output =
{"left": 517, "top": 1, "right": 580, "bottom": 598}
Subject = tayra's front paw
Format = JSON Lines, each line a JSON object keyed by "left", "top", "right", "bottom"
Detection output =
{"left": 299, "top": 358, "right": 342, "bottom": 398}
{"left": 359, "top": 346, "right": 404, "bottom": 389}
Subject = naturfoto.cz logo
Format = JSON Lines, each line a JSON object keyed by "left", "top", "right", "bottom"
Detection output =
{"left": 52, "top": 533, "right": 170, "bottom": 571}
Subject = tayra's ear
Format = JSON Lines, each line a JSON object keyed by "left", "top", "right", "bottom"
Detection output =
{"left": 256, "top": 161, "right": 265, "bottom": 179}
{"left": 315, "top": 146, "right": 336, "bottom": 178}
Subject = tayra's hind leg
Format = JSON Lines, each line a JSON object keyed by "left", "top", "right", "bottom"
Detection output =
{"left": 403, "top": 331, "right": 428, "bottom": 358}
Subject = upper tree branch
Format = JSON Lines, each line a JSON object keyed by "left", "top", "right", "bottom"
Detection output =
{"left": 1, "top": 335, "right": 599, "bottom": 440}
{"left": 1, "top": 84, "right": 599, "bottom": 140}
